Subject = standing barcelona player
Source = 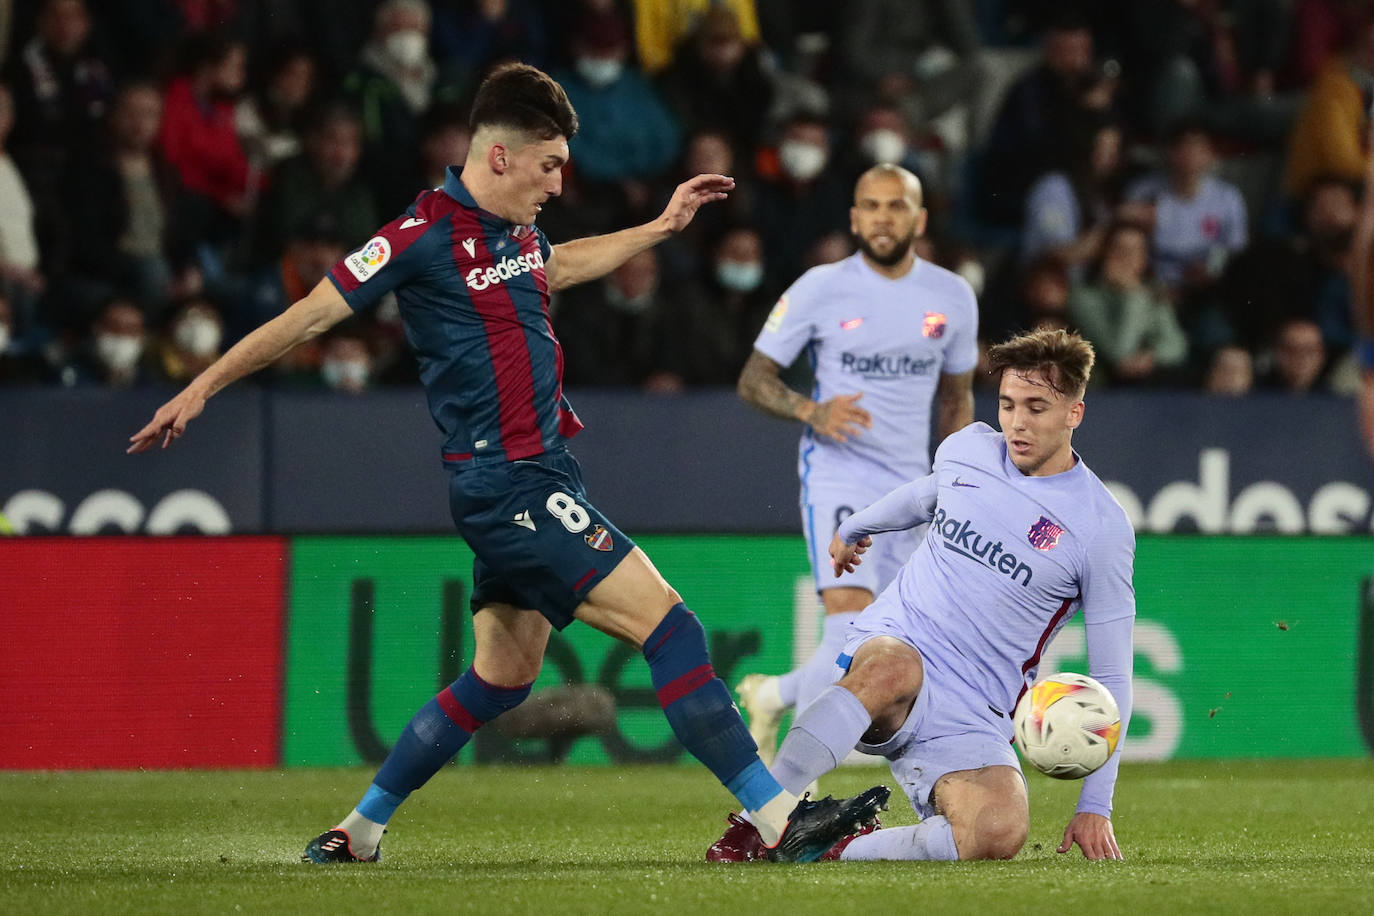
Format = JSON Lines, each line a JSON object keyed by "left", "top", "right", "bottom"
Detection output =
{"left": 710, "top": 328, "right": 1136, "bottom": 863}
{"left": 129, "top": 63, "right": 888, "bottom": 864}
{"left": 732, "top": 165, "right": 977, "bottom": 765}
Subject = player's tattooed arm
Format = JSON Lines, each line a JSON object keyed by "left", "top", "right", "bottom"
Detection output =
{"left": 935, "top": 369, "right": 975, "bottom": 442}
{"left": 737, "top": 350, "right": 872, "bottom": 442}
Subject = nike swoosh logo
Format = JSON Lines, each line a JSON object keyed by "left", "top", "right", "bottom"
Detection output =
{"left": 952, "top": 477, "right": 979, "bottom": 488}
{"left": 399, "top": 217, "right": 427, "bottom": 229}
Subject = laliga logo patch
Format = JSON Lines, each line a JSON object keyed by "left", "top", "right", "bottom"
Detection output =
{"left": 1027, "top": 515, "right": 1065, "bottom": 551}
{"left": 922, "top": 311, "right": 947, "bottom": 338}
{"left": 584, "top": 525, "right": 614, "bottom": 551}
{"left": 763, "top": 295, "right": 788, "bottom": 333}
{"left": 346, "top": 236, "right": 392, "bottom": 282}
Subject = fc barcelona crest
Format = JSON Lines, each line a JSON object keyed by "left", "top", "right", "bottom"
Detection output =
{"left": 1027, "top": 516, "right": 1064, "bottom": 551}
{"left": 922, "top": 311, "right": 947, "bottom": 338}
{"left": 585, "top": 525, "right": 615, "bottom": 551}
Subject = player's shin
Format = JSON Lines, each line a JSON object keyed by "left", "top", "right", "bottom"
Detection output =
{"left": 771, "top": 684, "right": 873, "bottom": 795}
{"left": 644, "top": 603, "right": 796, "bottom": 844}
{"left": 340, "top": 668, "right": 531, "bottom": 855}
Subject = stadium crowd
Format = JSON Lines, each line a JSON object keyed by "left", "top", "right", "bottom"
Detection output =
{"left": 0, "top": 0, "right": 1368, "bottom": 399}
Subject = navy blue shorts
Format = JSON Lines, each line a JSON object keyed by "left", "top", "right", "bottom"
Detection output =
{"left": 447, "top": 448, "right": 636, "bottom": 630}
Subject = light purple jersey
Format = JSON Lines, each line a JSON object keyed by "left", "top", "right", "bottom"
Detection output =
{"left": 754, "top": 253, "right": 979, "bottom": 498}
{"left": 838, "top": 422, "right": 1136, "bottom": 815}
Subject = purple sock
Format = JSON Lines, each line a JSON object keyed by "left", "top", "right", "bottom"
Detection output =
{"left": 840, "top": 816, "right": 959, "bottom": 861}
{"left": 769, "top": 684, "right": 871, "bottom": 795}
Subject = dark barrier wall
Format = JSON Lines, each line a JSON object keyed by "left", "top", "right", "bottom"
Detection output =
{"left": 2, "top": 389, "right": 1371, "bottom": 534}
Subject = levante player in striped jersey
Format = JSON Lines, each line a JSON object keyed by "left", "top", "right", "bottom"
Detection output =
{"left": 129, "top": 63, "right": 887, "bottom": 864}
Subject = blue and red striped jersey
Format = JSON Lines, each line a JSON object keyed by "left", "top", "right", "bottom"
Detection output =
{"left": 327, "top": 168, "right": 583, "bottom": 466}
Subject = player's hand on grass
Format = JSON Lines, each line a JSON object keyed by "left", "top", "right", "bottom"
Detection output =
{"left": 830, "top": 533, "right": 871, "bottom": 577}
{"left": 805, "top": 392, "right": 872, "bottom": 442}
{"left": 658, "top": 174, "right": 735, "bottom": 233}
{"left": 1057, "top": 812, "right": 1122, "bottom": 860}
{"left": 127, "top": 389, "right": 207, "bottom": 453}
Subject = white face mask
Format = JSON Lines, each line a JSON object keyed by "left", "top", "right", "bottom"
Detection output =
{"left": 860, "top": 129, "right": 906, "bottom": 165}
{"left": 173, "top": 316, "right": 222, "bottom": 357}
{"left": 96, "top": 333, "right": 144, "bottom": 371}
{"left": 322, "top": 359, "right": 370, "bottom": 390}
{"left": 575, "top": 56, "right": 624, "bottom": 89}
{"left": 384, "top": 30, "right": 428, "bottom": 68}
{"left": 715, "top": 260, "right": 763, "bottom": 292}
{"left": 0, "top": 325, "right": 10, "bottom": 353}
{"left": 778, "top": 140, "right": 827, "bottom": 182}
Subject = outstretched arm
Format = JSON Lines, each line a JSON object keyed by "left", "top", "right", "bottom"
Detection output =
{"left": 545, "top": 174, "right": 734, "bottom": 291}
{"left": 128, "top": 278, "right": 352, "bottom": 452}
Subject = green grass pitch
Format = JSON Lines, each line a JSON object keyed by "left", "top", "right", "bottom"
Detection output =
{"left": 3, "top": 760, "right": 1372, "bottom": 915}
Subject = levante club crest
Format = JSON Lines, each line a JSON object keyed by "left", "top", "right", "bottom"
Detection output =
{"left": 1027, "top": 516, "right": 1064, "bottom": 551}
{"left": 584, "top": 525, "right": 614, "bottom": 551}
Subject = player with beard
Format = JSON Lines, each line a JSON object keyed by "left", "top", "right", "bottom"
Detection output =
{"left": 724, "top": 165, "right": 978, "bottom": 818}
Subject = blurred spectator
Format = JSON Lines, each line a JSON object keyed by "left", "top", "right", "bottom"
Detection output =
{"left": 379, "top": 102, "right": 472, "bottom": 215}
{"left": 554, "top": 9, "right": 681, "bottom": 185}
{"left": 158, "top": 32, "right": 258, "bottom": 248}
{"left": 977, "top": 12, "right": 1120, "bottom": 231}
{"left": 1210, "top": 174, "right": 1357, "bottom": 355}
{"left": 0, "top": 83, "right": 43, "bottom": 333}
{"left": 60, "top": 81, "right": 181, "bottom": 330}
{"left": 1286, "top": 0, "right": 1361, "bottom": 89}
{"left": 59, "top": 298, "right": 157, "bottom": 387}
{"left": 344, "top": 0, "right": 446, "bottom": 165}
{"left": 1021, "top": 117, "right": 1135, "bottom": 277}
{"left": 1283, "top": 12, "right": 1374, "bottom": 201}
{"left": 837, "top": 0, "right": 986, "bottom": 160}
{"left": 432, "top": 0, "right": 549, "bottom": 95}
{"left": 1069, "top": 221, "right": 1189, "bottom": 385}
{"left": 1257, "top": 317, "right": 1329, "bottom": 392}
{"left": 1000, "top": 255, "right": 1073, "bottom": 340}
{"left": 1203, "top": 343, "right": 1254, "bottom": 395}
{"left": 1124, "top": 121, "right": 1247, "bottom": 301}
{"left": 236, "top": 41, "right": 318, "bottom": 172}
{"left": 658, "top": 6, "right": 775, "bottom": 155}
{"left": 803, "top": 231, "right": 854, "bottom": 269}
{"left": 661, "top": 225, "right": 774, "bottom": 386}
{"left": 0, "top": 290, "right": 49, "bottom": 384}
{"left": 630, "top": 0, "right": 763, "bottom": 75}
{"left": 553, "top": 247, "right": 674, "bottom": 389}
{"left": 256, "top": 103, "right": 377, "bottom": 265}
{"left": 319, "top": 331, "right": 375, "bottom": 394}
{"left": 841, "top": 102, "right": 945, "bottom": 206}
{"left": 4, "top": 0, "right": 115, "bottom": 280}
{"left": 230, "top": 205, "right": 352, "bottom": 340}
{"left": 756, "top": 112, "right": 849, "bottom": 293}
{"left": 654, "top": 126, "right": 758, "bottom": 282}
{"left": 156, "top": 296, "right": 225, "bottom": 384}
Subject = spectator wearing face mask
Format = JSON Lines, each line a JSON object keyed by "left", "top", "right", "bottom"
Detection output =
{"left": 345, "top": 0, "right": 452, "bottom": 169}
{"left": 663, "top": 225, "right": 774, "bottom": 386}
{"left": 157, "top": 297, "right": 225, "bottom": 384}
{"left": 553, "top": 9, "right": 681, "bottom": 186}
{"left": 318, "top": 331, "right": 374, "bottom": 394}
{"left": 756, "top": 113, "right": 850, "bottom": 295}
{"left": 59, "top": 298, "right": 156, "bottom": 388}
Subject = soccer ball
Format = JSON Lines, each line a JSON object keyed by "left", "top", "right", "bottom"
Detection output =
{"left": 1013, "top": 672, "right": 1121, "bottom": 780}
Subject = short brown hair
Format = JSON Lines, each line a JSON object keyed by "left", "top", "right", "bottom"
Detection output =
{"left": 469, "top": 62, "right": 578, "bottom": 141}
{"left": 986, "top": 328, "right": 1095, "bottom": 397}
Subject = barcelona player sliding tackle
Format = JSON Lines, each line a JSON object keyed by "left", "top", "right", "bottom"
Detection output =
{"left": 129, "top": 62, "right": 888, "bottom": 864}
{"left": 709, "top": 329, "right": 1135, "bottom": 862}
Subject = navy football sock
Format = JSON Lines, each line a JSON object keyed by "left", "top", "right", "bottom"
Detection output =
{"left": 644, "top": 603, "right": 784, "bottom": 812}
{"left": 364, "top": 668, "right": 531, "bottom": 821}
